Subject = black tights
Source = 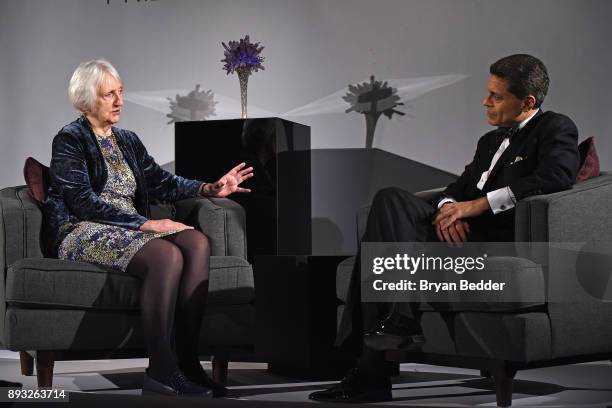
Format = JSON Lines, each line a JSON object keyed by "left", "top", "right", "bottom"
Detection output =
{"left": 126, "top": 229, "right": 210, "bottom": 383}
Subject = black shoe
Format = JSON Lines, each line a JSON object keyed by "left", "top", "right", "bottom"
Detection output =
{"left": 182, "top": 368, "right": 228, "bottom": 398}
{"left": 364, "top": 314, "right": 425, "bottom": 351}
{"left": 308, "top": 367, "right": 392, "bottom": 403}
{"left": 142, "top": 369, "right": 213, "bottom": 397}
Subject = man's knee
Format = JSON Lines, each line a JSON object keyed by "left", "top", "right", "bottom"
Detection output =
{"left": 374, "top": 187, "right": 401, "bottom": 201}
{"left": 372, "top": 187, "right": 414, "bottom": 206}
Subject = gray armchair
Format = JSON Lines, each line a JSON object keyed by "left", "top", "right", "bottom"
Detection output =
{"left": 0, "top": 186, "right": 255, "bottom": 387}
{"left": 336, "top": 172, "right": 612, "bottom": 407}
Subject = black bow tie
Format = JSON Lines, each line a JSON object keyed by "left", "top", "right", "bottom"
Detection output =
{"left": 498, "top": 127, "right": 519, "bottom": 143}
{"left": 507, "top": 127, "right": 520, "bottom": 139}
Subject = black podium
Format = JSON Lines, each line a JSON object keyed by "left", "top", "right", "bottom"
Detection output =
{"left": 175, "top": 118, "right": 311, "bottom": 261}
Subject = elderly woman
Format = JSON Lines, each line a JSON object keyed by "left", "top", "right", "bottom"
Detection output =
{"left": 42, "top": 59, "right": 253, "bottom": 397}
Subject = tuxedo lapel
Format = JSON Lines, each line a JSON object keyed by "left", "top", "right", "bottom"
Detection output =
{"left": 482, "top": 110, "right": 543, "bottom": 190}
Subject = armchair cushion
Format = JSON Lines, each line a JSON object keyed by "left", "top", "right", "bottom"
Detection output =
{"left": 6, "top": 256, "right": 253, "bottom": 310}
{"left": 23, "top": 157, "right": 50, "bottom": 204}
{"left": 336, "top": 256, "right": 544, "bottom": 313}
{"left": 417, "top": 256, "right": 545, "bottom": 312}
{"left": 6, "top": 258, "right": 139, "bottom": 310}
{"left": 576, "top": 136, "right": 600, "bottom": 182}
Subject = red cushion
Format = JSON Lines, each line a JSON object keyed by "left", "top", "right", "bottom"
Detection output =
{"left": 23, "top": 157, "right": 50, "bottom": 204}
{"left": 576, "top": 137, "right": 600, "bottom": 183}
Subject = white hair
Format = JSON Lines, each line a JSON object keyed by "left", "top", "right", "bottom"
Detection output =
{"left": 68, "top": 59, "right": 121, "bottom": 113}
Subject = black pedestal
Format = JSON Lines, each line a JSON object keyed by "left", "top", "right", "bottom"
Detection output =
{"left": 254, "top": 255, "right": 356, "bottom": 379}
{"left": 175, "top": 118, "right": 311, "bottom": 261}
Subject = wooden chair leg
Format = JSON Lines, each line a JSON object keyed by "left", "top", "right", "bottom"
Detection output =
{"left": 35, "top": 351, "right": 55, "bottom": 388}
{"left": 212, "top": 357, "right": 228, "bottom": 386}
{"left": 19, "top": 352, "right": 34, "bottom": 376}
{"left": 491, "top": 365, "right": 516, "bottom": 408}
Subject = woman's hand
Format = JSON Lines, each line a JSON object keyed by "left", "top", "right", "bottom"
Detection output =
{"left": 140, "top": 219, "right": 193, "bottom": 234}
{"left": 202, "top": 162, "right": 254, "bottom": 198}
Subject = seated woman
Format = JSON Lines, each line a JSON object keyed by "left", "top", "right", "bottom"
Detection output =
{"left": 42, "top": 59, "right": 253, "bottom": 397}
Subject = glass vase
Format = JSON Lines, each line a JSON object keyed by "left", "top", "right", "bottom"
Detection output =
{"left": 237, "top": 68, "right": 250, "bottom": 119}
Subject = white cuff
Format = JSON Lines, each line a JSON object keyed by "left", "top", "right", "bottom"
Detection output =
{"left": 486, "top": 187, "right": 516, "bottom": 214}
{"left": 437, "top": 197, "right": 456, "bottom": 209}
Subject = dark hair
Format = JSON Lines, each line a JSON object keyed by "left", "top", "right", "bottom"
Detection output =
{"left": 490, "top": 54, "right": 549, "bottom": 107}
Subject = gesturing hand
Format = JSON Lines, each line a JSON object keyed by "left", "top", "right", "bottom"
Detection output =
{"left": 204, "top": 162, "right": 254, "bottom": 198}
{"left": 140, "top": 219, "right": 193, "bottom": 234}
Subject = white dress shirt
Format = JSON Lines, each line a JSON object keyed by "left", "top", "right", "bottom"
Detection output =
{"left": 438, "top": 110, "right": 539, "bottom": 214}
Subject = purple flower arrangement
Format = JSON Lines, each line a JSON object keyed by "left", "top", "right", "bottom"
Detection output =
{"left": 221, "top": 35, "right": 265, "bottom": 75}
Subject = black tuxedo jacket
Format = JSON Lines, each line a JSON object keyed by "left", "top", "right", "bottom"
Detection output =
{"left": 439, "top": 110, "right": 579, "bottom": 241}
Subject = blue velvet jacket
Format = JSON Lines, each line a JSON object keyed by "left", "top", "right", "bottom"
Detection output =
{"left": 42, "top": 116, "right": 203, "bottom": 257}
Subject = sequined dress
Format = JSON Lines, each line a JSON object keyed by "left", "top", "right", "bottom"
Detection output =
{"left": 58, "top": 133, "right": 175, "bottom": 271}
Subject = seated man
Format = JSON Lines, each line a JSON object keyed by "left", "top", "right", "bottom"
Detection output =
{"left": 309, "top": 54, "right": 580, "bottom": 403}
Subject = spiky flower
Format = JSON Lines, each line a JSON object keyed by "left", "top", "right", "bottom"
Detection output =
{"left": 221, "top": 35, "right": 265, "bottom": 75}
{"left": 166, "top": 84, "right": 217, "bottom": 124}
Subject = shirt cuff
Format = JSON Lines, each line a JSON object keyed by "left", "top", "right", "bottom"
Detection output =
{"left": 487, "top": 187, "right": 516, "bottom": 214}
{"left": 437, "top": 197, "right": 456, "bottom": 209}
{"left": 199, "top": 183, "right": 208, "bottom": 197}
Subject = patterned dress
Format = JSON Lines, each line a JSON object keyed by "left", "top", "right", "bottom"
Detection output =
{"left": 58, "top": 133, "right": 176, "bottom": 271}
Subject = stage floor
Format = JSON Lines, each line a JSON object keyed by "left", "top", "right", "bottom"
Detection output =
{"left": 1, "top": 351, "right": 611, "bottom": 407}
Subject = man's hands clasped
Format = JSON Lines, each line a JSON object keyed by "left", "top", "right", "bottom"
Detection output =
{"left": 432, "top": 197, "right": 489, "bottom": 246}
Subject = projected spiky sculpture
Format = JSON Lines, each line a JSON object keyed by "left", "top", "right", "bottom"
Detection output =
{"left": 343, "top": 75, "right": 404, "bottom": 148}
{"left": 166, "top": 84, "right": 217, "bottom": 124}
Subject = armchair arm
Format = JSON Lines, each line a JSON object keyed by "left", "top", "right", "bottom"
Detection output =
{"left": 0, "top": 186, "right": 45, "bottom": 348}
{"left": 515, "top": 172, "right": 612, "bottom": 242}
{"left": 413, "top": 187, "right": 446, "bottom": 205}
{"left": 174, "top": 197, "right": 247, "bottom": 259}
{"left": 0, "top": 186, "right": 44, "bottom": 271}
{"left": 514, "top": 173, "right": 612, "bottom": 357}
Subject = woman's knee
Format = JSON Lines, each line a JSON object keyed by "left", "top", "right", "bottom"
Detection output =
{"left": 173, "top": 229, "right": 210, "bottom": 257}
{"left": 160, "top": 242, "right": 184, "bottom": 270}
{"left": 136, "top": 239, "right": 184, "bottom": 279}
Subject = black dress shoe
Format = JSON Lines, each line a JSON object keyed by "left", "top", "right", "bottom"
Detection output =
{"left": 308, "top": 367, "right": 392, "bottom": 403}
{"left": 364, "top": 313, "right": 425, "bottom": 351}
{"left": 142, "top": 369, "right": 213, "bottom": 397}
{"left": 182, "top": 369, "right": 228, "bottom": 398}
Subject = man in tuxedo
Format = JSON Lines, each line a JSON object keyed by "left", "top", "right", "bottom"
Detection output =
{"left": 309, "top": 54, "right": 580, "bottom": 403}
